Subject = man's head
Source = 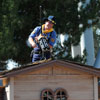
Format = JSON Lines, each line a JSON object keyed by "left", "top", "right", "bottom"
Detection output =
{"left": 47, "top": 16, "right": 56, "bottom": 24}
{"left": 44, "top": 16, "right": 56, "bottom": 30}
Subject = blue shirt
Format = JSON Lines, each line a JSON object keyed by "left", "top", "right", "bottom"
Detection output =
{"left": 29, "top": 26, "right": 56, "bottom": 47}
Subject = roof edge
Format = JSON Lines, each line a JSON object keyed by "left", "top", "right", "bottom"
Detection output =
{"left": 0, "top": 60, "right": 100, "bottom": 78}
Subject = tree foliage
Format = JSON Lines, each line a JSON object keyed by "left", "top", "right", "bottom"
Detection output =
{"left": 0, "top": 0, "right": 100, "bottom": 70}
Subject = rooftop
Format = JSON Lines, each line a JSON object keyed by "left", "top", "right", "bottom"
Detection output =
{"left": 0, "top": 59, "right": 100, "bottom": 78}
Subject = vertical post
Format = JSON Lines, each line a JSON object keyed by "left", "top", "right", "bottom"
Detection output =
{"left": 5, "top": 78, "right": 14, "bottom": 100}
{"left": 40, "top": 5, "right": 42, "bottom": 34}
{"left": 39, "top": 5, "right": 45, "bottom": 59}
{"left": 10, "top": 78, "right": 14, "bottom": 100}
{"left": 93, "top": 77, "right": 98, "bottom": 100}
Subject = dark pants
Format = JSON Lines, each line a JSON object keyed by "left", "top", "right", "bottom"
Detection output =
{"left": 32, "top": 48, "right": 51, "bottom": 62}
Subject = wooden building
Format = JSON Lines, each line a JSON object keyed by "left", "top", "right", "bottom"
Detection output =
{"left": 0, "top": 60, "right": 100, "bottom": 100}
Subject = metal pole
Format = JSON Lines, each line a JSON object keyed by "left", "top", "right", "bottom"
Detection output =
{"left": 39, "top": 5, "right": 42, "bottom": 34}
{"left": 39, "top": 5, "right": 45, "bottom": 60}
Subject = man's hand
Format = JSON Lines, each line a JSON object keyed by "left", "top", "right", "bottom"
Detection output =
{"left": 28, "top": 37, "right": 37, "bottom": 48}
{"left": 35, "top": 34, "right": 44, "bottom": 41}
{"left": 31, "top": 42, "right": 37, "bottom": 48}
{"left": 49, "top": 44, "right": 53, "bottom": 49}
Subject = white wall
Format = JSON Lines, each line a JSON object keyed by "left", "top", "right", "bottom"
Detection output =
{"left": 80, "top": 27, "right": 95, "bottom": 65}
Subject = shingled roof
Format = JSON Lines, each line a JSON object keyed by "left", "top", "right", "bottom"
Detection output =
{"left": 0, "top": 59, "right": 100, "bottom": 78}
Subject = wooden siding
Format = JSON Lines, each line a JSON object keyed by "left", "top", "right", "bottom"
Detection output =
{"left": 13, "top": 65, "right": 95, "bottom": 100}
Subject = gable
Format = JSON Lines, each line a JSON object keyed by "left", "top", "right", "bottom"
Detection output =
{"left": 16, "top": 64, "right": 94, "bottom": 77}
{"left": 0, "top": 60, "right": 100, "bottom": 78}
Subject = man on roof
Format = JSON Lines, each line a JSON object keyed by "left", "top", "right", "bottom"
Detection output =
{"left": 28, "top": 16, "right": 57, "bottom": 62}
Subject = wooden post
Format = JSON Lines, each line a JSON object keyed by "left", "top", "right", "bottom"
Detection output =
{"left": 93, "top": 77, "right": 98, "bottom": 100}
{"left": 5, "top": 78, "right": 14, "bottom": 100}
{"left": 10, "top": 77, "right": 14, "bottom": 100}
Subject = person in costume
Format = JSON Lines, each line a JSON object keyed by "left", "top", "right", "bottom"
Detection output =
{"left": 28, "top": 16, "right": 56, "bottom": 62}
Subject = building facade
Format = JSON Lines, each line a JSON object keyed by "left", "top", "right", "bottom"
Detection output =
{"left": 0, "top": 60, "right": 100, "bottom": 100}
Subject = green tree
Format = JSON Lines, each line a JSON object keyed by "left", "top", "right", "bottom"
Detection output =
{"left": 50, "top": 0, "right": 100, "bottom": 63}
{"left": 0, "top": 0, "right": 100, "bottom": 70}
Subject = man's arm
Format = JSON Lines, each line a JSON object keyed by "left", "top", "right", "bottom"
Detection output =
{"left": 28, "top": 37, "right": 36, "bottom": 48}
{"left": 28, "top": 33, "right": 44, "bottom": 48}
{"left": 28, "top": 27, "right": 40, "bottom": 48}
